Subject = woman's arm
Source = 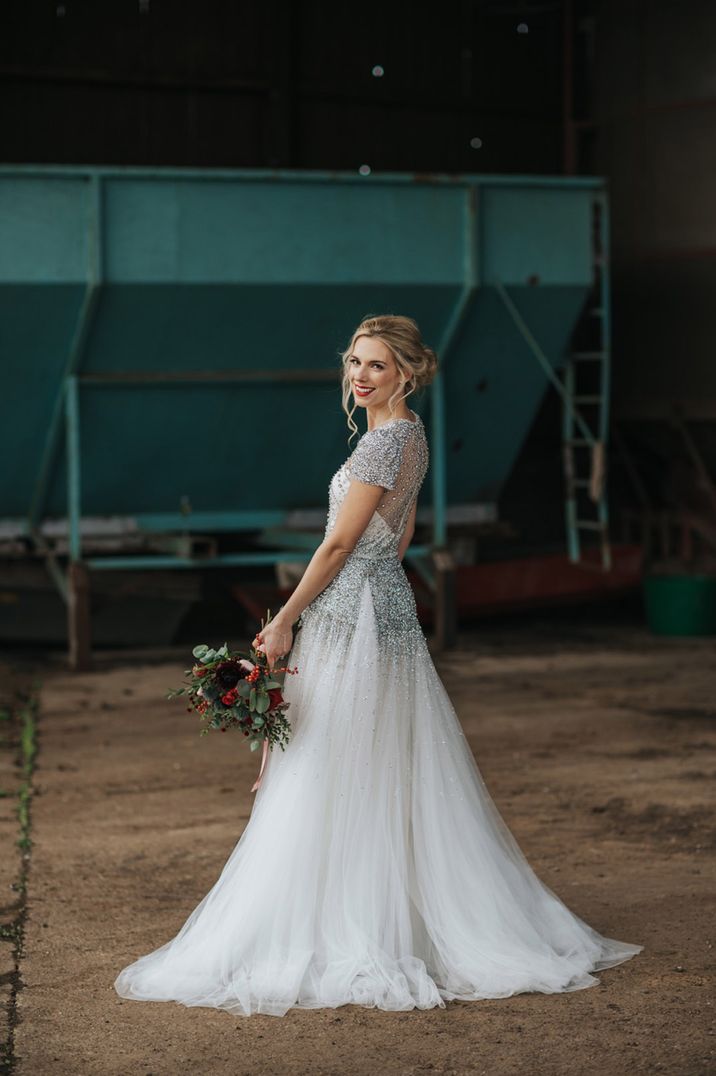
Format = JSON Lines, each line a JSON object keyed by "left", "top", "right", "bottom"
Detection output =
{"left": 397, "top": 500, "right": 417, "bottom": 561}
{"left": 254, "top": 479, "right": 384, "bottom": 667}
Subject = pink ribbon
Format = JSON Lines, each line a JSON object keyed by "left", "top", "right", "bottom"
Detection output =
{"left": 251, "top": 738, "right": 269, "bottom": 793}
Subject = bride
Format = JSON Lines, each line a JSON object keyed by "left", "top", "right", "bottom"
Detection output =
{"left": 114, "top": 314, "right": 641, "bottom": 1017}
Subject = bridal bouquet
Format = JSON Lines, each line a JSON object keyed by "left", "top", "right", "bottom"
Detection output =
{"left": 167, "top": 612, "right": 298, "bottom": 791}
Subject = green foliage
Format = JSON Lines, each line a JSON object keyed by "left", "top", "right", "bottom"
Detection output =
{"left": 168, "top": 611, "right": 298, "bottom": 759}
{"left": 191, "top": 642, "right": 229, "bottom": 664}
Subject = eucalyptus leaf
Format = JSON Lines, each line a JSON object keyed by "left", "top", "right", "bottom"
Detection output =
{"left": 192, "top": 644, "right": 209, "bottom": 658}
{"left": 250, "top": 739, "right": 260, "bottom": 752}
{"left": 254, "top": 716, "right": 265, "bottom": 727}
{"left": 249, "top": 687, "right": 256, "bottom": 711}
{"left": 255, "top": 693, "right": 269, "bottom": 714}
{"left": 236, "top": 680, "right": 251, "bottom": 698}
{"left": 264, "top": 679, "right": 281, "bottom": 689}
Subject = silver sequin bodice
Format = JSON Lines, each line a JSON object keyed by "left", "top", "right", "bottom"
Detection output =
{"left": 300, "top": 414, "right": 429, "bottom": 654}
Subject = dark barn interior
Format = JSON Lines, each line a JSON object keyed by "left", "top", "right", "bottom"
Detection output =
{"left": 1, "top": 7, "right": 715, "bottom": 1074}
{"left": 3, "top": 0, "right": 716, "bottom": 649}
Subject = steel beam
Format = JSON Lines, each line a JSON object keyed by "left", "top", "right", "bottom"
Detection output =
{"left": 0, "top": 164, "right": 605, "bottom": 190}
{"left": 432, "top": 185, "right": 479, "bottom": 548}
{"left": 86, "top": 545, "right": 433, "bottom": 570}
{"left": 494, "top": 279, "right": 595, "bottom": 445}
{"left": 28, "top": 174, "right": 103, "bottom": 532}
{"left": 65, "top": 376, "right": 83, "bottom": 563}
{"left": 78, "top": 369, "right": 340, "bottom": 385}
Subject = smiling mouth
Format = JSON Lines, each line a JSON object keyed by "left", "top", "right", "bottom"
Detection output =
{"left": 353, "top": 385, "right": 375, "bottom": 397}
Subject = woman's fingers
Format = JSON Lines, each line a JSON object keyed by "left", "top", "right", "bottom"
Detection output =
{"left": 252, "top": 624, "right": 292, "bottom": 671}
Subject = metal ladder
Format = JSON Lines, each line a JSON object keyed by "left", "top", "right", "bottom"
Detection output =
{"left": 562, "top": 194, "right": 612, "bottom": 570}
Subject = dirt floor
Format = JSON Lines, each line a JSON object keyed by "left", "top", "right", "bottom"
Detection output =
{"left": 2, "top": 619, "right": 715, "bottom": 1076}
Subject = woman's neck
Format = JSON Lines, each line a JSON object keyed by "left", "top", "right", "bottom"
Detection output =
{"left": 366, "top": 406, "right": 414, "bottom": 432}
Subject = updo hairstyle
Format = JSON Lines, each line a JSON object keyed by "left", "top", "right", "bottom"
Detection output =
{"left": 339, "top": 314, "right": 438, "bottom": 441}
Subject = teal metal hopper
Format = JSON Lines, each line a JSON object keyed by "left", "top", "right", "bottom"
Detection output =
{"left": 0, "top": 166, "right": 610, "bottom": 662}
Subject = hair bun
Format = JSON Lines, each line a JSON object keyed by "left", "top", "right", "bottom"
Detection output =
{"left": 416, "top": 346, "right": 438, "bottom": 388}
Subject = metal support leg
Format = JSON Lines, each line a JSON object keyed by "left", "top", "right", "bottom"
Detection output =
{"left": 432, "top": 548, "right": 457, "bottom": 651}
{"left": 431, "top": 369, "right": 447, "bottom": 548}
{"left": 68, "top": 561, "right": 92, "bottom": 671}
{"left": 429, "top": 185, "right": 479, "bottom": 649}
{"left": 65, "top": 375, "right": 92, "bottom": 668}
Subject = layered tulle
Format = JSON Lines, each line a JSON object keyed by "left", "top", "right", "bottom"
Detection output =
{"left": 114, "top": 578, "right": 641, "bottom": 1016}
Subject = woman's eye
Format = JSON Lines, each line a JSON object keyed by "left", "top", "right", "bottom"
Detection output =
{"left": 349, "top": 358, "right": 383, "bottom": 369}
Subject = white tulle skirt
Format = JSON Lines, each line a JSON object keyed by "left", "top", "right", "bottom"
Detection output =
{"left": 114, "top": 580, "right": 641, "bottom": 1016}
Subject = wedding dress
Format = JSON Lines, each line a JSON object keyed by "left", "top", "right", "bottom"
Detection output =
{"left": 114, "top": 409, "right": 641, "bottom": 1016}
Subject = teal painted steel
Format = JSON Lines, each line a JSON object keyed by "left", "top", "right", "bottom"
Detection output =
{"left": 430, "top": 368, "right": 447, "bottom": 547}
{"left": 0, "top": 166, "right": 606, "bottom": 573}
{"left": 28, "top": 175, "right": 103, "bottom": 531}
{"left": 438, "top": 284, "right": 590, "bottom": 503}
{"left": 134, "top": 510, "right": 295, "bottom": 532}
{"left": 65, "top": 377, "right": 81, "bottom": 562}
{"left": 87, "top": 546, "right": 432, "bottom": 571}
{"left": 431, "top": 186, "right": 479, "bottom": 547}
{"left": 494, "top": 280, "right": 594, "bottom": 444}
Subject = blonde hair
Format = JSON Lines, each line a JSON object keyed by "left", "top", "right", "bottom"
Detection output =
{"left": 339, "top": 314, "right": 438, "bottom": 442}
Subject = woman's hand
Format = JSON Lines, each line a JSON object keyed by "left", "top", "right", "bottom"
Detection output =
{"left": 252, "top": 616, "right": 294, "bottom": 672}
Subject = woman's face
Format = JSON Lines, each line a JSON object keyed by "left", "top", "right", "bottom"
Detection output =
{"left": 348, "top": 334, "right": 403, "bottom": 411}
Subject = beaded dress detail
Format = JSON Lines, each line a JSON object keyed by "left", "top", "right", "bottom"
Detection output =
{"left": 114, "top": 410, "right": 641, "bottom": 1017}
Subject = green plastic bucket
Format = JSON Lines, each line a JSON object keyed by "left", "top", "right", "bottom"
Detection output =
{"left": 643, "top": 574, "right": 716, "bottom": 636}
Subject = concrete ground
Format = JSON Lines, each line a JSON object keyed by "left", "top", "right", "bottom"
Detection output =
{"left": 2, "top": 620, "right": 715, "bottom": 1075}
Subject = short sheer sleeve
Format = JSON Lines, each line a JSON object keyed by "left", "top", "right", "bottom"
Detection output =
{"left": 348, "top": 424, "right": 402, "bottom": 490}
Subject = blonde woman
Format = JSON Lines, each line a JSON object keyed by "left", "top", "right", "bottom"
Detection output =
{"left": 115, "top": 315, "right": 641, "bottom": 1016}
